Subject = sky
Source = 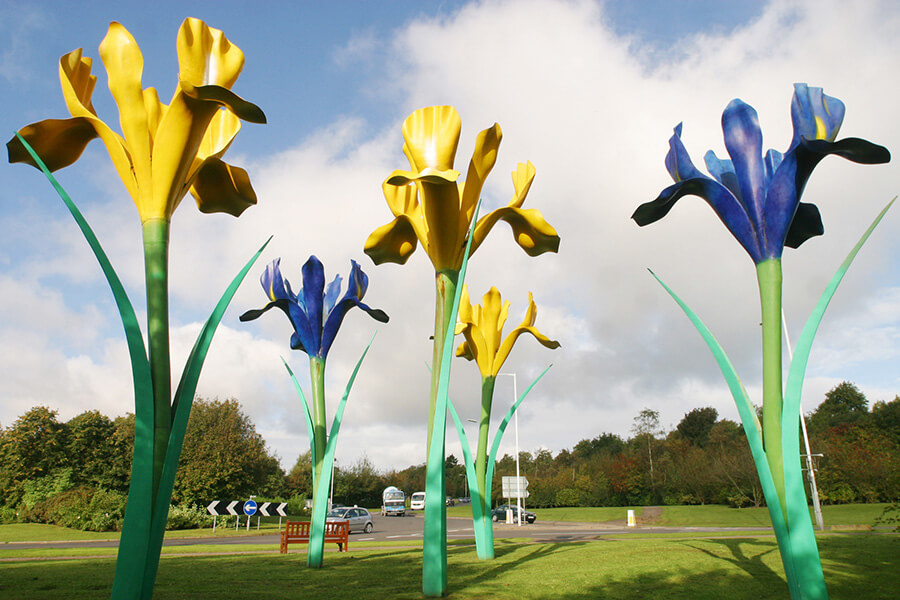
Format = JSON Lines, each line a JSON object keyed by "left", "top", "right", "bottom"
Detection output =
{"left": 1, "top": 0, "right": 898, "bottom": 475}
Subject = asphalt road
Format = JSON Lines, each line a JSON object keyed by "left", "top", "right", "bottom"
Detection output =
{"left": 4, "top": 512, "right": 773, "bottom": 551}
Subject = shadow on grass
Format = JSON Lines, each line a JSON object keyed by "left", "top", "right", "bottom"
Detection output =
{"left": 1, "top": 535, "right": 897, "bottom": 599}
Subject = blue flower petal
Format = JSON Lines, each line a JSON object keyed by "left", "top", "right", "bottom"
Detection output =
{"left": 790, "top": 84, "right": 845, "bottom": 150}
{"left": 703, "top": 150, "right": 741, "bottom": 200}
{"left": 664, "top": 123, "right": 705, "bottom": 182}
{"left": 722, "top": 99, "right": 767, "bottom": 237}
{"left": 301, "top": 255, "right": 326, "bottom": 353}
{"left": 324, "top": 274, "right": 342, "bottom": 316}
{"left": 320, "top": 260, "right": 388, "bottom": 358}
{"left": 260, "top": 258, "right": 291, "bottom": 301}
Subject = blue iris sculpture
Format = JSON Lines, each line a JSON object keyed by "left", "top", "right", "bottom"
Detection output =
{"left": 633, "top": 83, "right": 890, "bottom": 600}
{"left": 241, "top": 256, "right": 388, "bottom": 567}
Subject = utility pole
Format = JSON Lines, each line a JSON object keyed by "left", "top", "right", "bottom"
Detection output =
{"left": 782, "top": 310, "right": 825, "bottom": 531}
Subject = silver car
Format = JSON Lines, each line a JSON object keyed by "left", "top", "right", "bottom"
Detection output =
{"left": 326, "top": 506, "right": 374, "bottom": 533}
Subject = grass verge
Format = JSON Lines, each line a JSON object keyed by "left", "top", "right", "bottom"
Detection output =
{"left": 0, "top": 534, "right": 896, "bottom": 599}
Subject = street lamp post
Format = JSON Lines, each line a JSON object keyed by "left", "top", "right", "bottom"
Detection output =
{"left": 499, "top": 373, "right": 521, "bottom": 526}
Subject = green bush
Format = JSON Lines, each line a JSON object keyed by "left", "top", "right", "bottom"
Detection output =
{"left": 166, "top": 504, "right": 214, "bottom": 530}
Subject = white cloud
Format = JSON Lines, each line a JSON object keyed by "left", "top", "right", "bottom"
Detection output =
{"left": 2, "top": 0, "right": 898, "bottom": 472}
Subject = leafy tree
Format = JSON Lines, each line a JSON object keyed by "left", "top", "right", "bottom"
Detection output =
{"left": 675, "top": 407, "right": 718, "bottom": 447}
{"left": 631, "top": 408, "right": 661, "bottom": 485}
{"left": 286, "top": 451, "right": 313, "bottom": 500}
{"left": 871, "top": 396, "right": 900, "bottom": 443}
{"left": 66, "top": 410, "right": 130, "bottom": 491}
{"left": 0, "top": 407, "right": 69, "bottom": 505}
{"left": 808, "top": 381, "right": 868, "bottom": 433}
{"left": 171, "top": 398, "right": 284, "bottom": 505}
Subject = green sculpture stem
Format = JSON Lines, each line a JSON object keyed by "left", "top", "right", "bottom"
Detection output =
{"left": 308, "top": 356, "right": 327, "bottom": 568}
{"left": 474, "top": 375, "right": 495, "bottom": 526}
{"left": 427, "top": 269, "right": 459, "bottom": 452}
{"left": 757, "top": 258, "right": 786, "bottom": 520}
{"left": 141, "top": 218, "right": 172, "bottom": 496}
{"left": 423, "top": 268, "right": 457, "bottom": 595}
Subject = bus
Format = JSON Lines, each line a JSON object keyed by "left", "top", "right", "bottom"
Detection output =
{"left": 381, "top": 486, "right": 406, "bottom": 516}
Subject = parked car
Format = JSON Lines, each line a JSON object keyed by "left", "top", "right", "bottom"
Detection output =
{"left": 326, "top": 506, "right": 374, "bottom": 533}
{"left": 410, "top": 491, "right": 426, "bottom": 510}
{"left": 491, "top": 504, "right": 536, "bottom": 524}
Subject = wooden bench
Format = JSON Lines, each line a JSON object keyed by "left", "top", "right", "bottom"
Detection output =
{"left": 280, "top": 520, "right": 349, "bottom": 553}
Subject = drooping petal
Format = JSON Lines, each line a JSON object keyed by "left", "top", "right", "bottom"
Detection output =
{"left": 320, "top": 260, "right": 389, "bottom": 358}
{"left": 632, "top": 178, "right": 763, "bottom": 262}
{"left": 189, "top": 158, "right": 257, "bottom": 216}
{"left": 99, "top": 22, "right": 152, "bottom": 191}
{"left": 472, "top": 206, "right": 560, "bottom": 258}
{"left": 180, "top": 81, "right": 266, "bottom": 124}
{"left": 784, "top": 202, "right": 824, "bottom": 249}
{"left": 364, "top": 214, "right": 420, "bottom": 265}
{"left": 301, "top": 256, "right": 326, "bottom": 353}
{"left": 7, "top": 118, "right": 98, "bottom": 171}
{"left": 493, "top": 293, "right": 560, "bottom": 376}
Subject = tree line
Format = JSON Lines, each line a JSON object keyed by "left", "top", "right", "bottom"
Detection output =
{"left": 2, "top": 382, "right": 897, "bottom": 530}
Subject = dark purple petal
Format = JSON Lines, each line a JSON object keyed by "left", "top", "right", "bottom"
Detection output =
{"left": 300, "top": 255, "right": 326, "bottom": 352}
{"left": 722, "top": 99, "right": 767, "bottom": 230}
{"left": 239, "top": 298, "right": 291, "bottom": 322}
{"left": 784, "top": 202, "right": 824, "bottom": 249}
{"left": 632, "top": 177, "right": 763, "bottom": 262}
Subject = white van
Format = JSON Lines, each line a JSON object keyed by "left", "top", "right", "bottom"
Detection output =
{"left": 410, "top": 491, "right": 426, "bottom": 510}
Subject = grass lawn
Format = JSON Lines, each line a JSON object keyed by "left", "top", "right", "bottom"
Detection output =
{"left": 1, "top": 534, "right": 896, "bottom": 599}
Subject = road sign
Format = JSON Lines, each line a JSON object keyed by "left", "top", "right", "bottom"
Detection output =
{"left": 206, "top": 501, "right": 221, "bottom": 515}
{"left": 244, "top": 499, "right": 258, "bottom": 516}
{"left": 226, "top": 501, "right": 240, "bottom": 515}
{"left": 501, "top": 476, "right": 529, "bottom": 498}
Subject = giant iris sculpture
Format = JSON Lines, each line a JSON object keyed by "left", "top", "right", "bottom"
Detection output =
{"left": 7, "top": 19, "right": 267, "bottom": 600}
{"left": 365, "top": 105, "right": 559, "bottom": 596}
{"left": 240, "top": 256, "right": 388, "bottom": 567}
{"left": 633, "top": 83, "right": 890, "bottom": 600}
{"left": 450, "top": 286, "right": 558, "bottom": 559}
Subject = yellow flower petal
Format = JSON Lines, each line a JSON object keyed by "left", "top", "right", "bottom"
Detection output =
{"left": 99, "top": 22, "right": 152, "bottom": 192}
{"left": 493, "top": 292, "right": 560, "bottom": 376}
{"left": 459, "top": 123, "right": 502, "bottom": 217}
{"left": 58, "top": 49, "right": 138, "bottom": 201}
{"left": 8, "top": 118, "right": 98, "bottom": 171}
{"left": 364, "top": 215, "right": 419, "bottom": 265}
{"left": 190, "top": 158, "right": 256, "bottom": 216}
{"left": 176, "top": 18, "right": 244, "bottom": 89}
{"left": 401, "top": 105, "right": 461, "bottom": 173}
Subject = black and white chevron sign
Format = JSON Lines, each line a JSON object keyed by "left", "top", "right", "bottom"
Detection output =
{"left": 206, "top": 500, "right": 286, "bottom": 516}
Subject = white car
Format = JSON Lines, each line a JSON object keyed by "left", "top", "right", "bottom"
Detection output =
{"left": 326, "top": 506, "right": 373, "bottom": 533}
{"left": 410, "top": 491, "right": 426, "bottom": 510}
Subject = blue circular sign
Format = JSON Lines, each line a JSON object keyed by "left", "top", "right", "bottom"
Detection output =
{"left": 243, "top": 500, "right": 258, "bottom": 516}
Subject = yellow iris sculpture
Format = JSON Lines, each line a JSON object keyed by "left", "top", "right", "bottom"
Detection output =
{"left": 455, "top": 286, "right": 559, "bottom": 559}
{"left": 365, "top": 105, "right": 559, "bottom": 596}
{"left": 8, "top": 19, "right": 265, "bottom": 600}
